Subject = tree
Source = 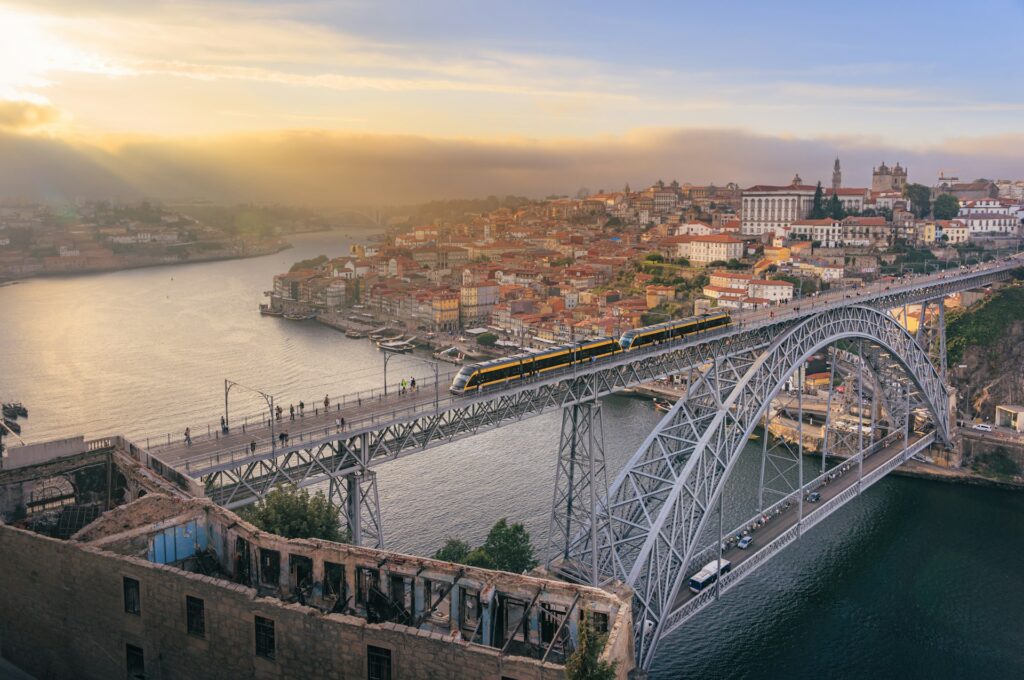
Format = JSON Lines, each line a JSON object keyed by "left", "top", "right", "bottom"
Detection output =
{"left": 482, "top": 518, "right": 538, "bottom": 573}
{"left": 564, "top": 612, "right": 618, "bottom": 680}
{"left": 476, "top": 332, "right": 498, "bottom": 346}
{"left": 808, "top": 182, "right": 827, "bottom": 219}
{"left": 432, "top": 518, "right": 538, "bottom": 573}
{"left": 827, "top": 193, "right": 846, "bottom": 220}
{"left": 289, "top": 254, "right": 328, "bottom": 272}
{"left": 933, "top": 193, "right": 960, "bottom": 220}
{"left": 433, "top": 538, "right": 471, "bottom": 563}
{"left": 462, "top": 547, "right": 497, "bottom": 569}
{"left": 645, "top": 252, "right": 664, "bottom": 262}
{"left": 904, "top": 183, "right": 932, "bottom": 218}
{"left": 241, "top": 486, "right": 345, "bottom": 542}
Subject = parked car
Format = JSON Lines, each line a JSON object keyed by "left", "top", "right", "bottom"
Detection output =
{"left": 972, "top": 423, "right": 993, "bottom": 432}
{"left": 737, "top": 536, "right": 753, "bottom": 550}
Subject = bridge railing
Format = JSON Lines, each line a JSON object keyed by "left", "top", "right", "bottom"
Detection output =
{"left": 143, "top": 367, "right": 460, "bottom": 451}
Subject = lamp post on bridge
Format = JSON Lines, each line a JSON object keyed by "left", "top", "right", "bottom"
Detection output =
{"left": 224, "top": 379, "right": 276, "bottom": 453}
{"left": 380, "top": 350, "right": 442, "bottom": 411}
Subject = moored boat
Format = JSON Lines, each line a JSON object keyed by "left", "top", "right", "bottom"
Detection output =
{"left": 259, "top": 303, "right": 284, "bottom": 317}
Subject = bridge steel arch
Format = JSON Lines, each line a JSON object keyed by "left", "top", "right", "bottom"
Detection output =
{"left": 581, "top": 305, "right": 950, "bottom": 669}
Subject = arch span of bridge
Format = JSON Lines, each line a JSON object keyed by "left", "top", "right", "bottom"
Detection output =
{"left": 568, "top": 305, "right": 950, "bottom": 670}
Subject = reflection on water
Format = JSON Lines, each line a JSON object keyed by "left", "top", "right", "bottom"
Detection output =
{"left": 2, "top": 232, "right": 1021, "bottom": 679}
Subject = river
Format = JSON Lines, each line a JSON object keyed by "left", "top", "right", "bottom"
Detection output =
{"left": 2, "top": 232, "right": 1021, "bottom": 678}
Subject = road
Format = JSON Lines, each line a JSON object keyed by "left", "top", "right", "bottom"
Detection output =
{"left": 671, "top": 432, "right": 928, "bottom": 612}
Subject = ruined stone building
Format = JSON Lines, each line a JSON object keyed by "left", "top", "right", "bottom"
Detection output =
{"left": 0, "top": 437, "right": 636, "bottom": 679}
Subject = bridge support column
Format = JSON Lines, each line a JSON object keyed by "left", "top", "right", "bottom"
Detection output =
{"left": 327, "top": 434, "right": 384, "bottom": 549}
{"left": 548, "top": 399, "right": 608, "bottom": 585}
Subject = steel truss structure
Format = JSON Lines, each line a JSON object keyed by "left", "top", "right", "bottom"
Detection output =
{"left": 566, "top": 305, "right": 952, "bottom": 670}
{"left": 139, "top": 264, "right": 1010, "bottom": 570}
{"left": 548, "top": 401, "right": 609, "bottom": 585}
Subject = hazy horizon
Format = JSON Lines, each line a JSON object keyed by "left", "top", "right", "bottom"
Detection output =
{"left": 1, "top": 0, "right": 1022, "bottom": 205}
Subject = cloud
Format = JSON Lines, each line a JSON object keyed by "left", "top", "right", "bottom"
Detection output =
{"left": 1, "top": 127, "right": 1021, "bottom": 207}
{"left": 0, "top": 99, "right": 61, "bottom": 131}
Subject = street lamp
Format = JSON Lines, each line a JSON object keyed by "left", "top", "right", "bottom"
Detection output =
{"left": 224, "top": 379, "right": 276, "bottom": 452}
{"left": 381, "top": 350, "right": 443, "bottom": 410}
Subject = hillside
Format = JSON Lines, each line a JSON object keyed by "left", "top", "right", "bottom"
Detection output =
{"left": 947, "top": 284, "right": 1024, "bottom": 419}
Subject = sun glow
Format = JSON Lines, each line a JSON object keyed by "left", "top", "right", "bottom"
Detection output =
{"left": 0, "top": 7, "right": 123, "bottom": 101}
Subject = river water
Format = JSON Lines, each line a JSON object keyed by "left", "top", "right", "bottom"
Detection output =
{"left": 2, "top": 232, "right": 1021, "bottom": 678}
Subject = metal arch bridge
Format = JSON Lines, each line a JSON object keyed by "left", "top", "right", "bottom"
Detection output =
{"left": 556, "top": 303, "right": 947, "bottom": 670}
{"left": 134, "top": 257, "right": 1019, "bottom": 667}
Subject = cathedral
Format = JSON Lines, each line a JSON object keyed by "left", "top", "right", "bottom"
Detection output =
{"left": 871, "top": 161, "right": 908, "bottom": 192}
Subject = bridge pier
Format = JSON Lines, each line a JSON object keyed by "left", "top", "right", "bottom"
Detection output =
{"left": 326, "top": 434, "right": 384, "bottom": 548}
{"left": 548, "top": 399, "right": 608, "bottom": 586}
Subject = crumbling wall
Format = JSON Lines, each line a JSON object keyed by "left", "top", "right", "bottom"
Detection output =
{"left": 0, "top": 521, "right": 623, "bottom": 679}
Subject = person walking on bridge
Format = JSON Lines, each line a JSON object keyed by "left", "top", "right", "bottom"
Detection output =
{"left": 324, "top": 394, "right": 330, "bottom": 410}
{"left": 299, "top": 401, "right": 305, "bottom": 416}
{"left": 184, "top": 427, "right": 192, "bottom": 447}
{"left": 289, "top": 404, "right": 295, "bottom": 421}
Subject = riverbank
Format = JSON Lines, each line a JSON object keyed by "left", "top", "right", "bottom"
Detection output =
{"left": 893, "top": 458, "right": 1024, "bottom": 490}
{"left": 0, "top": 239, "right": 293, "bottom": 284}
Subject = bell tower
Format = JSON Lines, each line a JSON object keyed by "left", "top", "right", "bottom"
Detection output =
{"left": 832, "top": 156, "right": 842, "bottom": 191}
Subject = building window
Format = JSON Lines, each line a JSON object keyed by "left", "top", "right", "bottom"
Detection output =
{"left": 259, "top": 549, "right": 280, "bottom": 586}
{"left": 255, "top": 616, "right": 275, "bottom": 659}
{"left": 123, "top": 577, "right": 141, "bottom": 615}
{"left": 367, "top": 645, "right": 392, "bottom": 680}
{"left": 186, "top": 596, "right": 205, "bottom": 638}
{"left": 125, "top": 644, "right": 145, "bottom": 678}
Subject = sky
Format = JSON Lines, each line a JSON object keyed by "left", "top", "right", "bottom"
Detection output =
{"left": 1, "top": 0, "right": 1022, "bottom": 204}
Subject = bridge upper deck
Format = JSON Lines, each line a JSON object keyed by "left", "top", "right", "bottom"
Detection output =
{"left": 146, "top": 255, "right": 1021, "bottom": 476}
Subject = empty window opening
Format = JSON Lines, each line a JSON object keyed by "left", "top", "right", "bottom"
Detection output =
{"left": 259, "top": 549, "right": 280, "bottom": 586}
{"left": 325, "top": 561, "right": 346, "bottom": 605}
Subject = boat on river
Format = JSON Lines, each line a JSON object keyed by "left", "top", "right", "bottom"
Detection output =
{"left": 345, "top": 329, "right": 366, "bottom": 339}
{"left": 378, "top": 336, "right": 416, "bottom": 353}
{"left": 433, "top": 347, "right": 466, "bottom": 364}
{"left": 284, "top": 312, "right": 317, "bottom": 321}
{"left": 259, "top": 303, "right": 284, "bottom": 317}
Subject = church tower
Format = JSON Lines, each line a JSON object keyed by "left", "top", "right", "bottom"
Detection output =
{"left": 832, "top": 157, "right": 842, "bottom": 191}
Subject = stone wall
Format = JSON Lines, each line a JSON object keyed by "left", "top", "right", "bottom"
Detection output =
{"left": 0, "top": 522, "right": 620, "bottom": 679}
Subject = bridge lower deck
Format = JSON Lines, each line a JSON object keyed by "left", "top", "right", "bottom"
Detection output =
{"left": 671, "top": 431, "right": 929, "bottom": 614}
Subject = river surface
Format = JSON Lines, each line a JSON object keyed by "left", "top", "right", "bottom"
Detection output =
{"left": 2, "top": 231, "right": 1021, "bottom": 679}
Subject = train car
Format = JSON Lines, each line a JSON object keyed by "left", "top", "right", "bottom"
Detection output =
{"left": 618, "top": 312, "right": 730, "bottom": 351}
{"left": 449, "top": 312, "right": 731, "bottom": 395}
{"left": 450, "top": 337, "right": 621, "bottom": 394}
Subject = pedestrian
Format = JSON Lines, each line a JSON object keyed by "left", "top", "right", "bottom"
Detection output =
{"left": 324, "top": 394, "right": 330, "bottom": 410}
{"left": 340, "top": 416, "right": 345, "bottom": 429}
{"left": 276, "top": 405, "right": 282, "bottom": 421}
{"left": 184, "top": 427, "right": 192, "bottom": 446}
{"left": 289, "top": 404, "right": 295, "bottom": 421}
{"left": 250, "top": 440, "right": 256, "bottom": 454}
{"left": 411, "top": 377, "right": 417, "bottom": 391}
{"left": 335, "top": 417, "right": 341, "bottom": 433}
{"left": 221, "top": 415, "right": 228, "bottom": 434}
{"left": 278, "top": 432, "right": 285, "bottom": 446}
{"left": 299, "top": 401, "right": 305, "bottom": 416}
